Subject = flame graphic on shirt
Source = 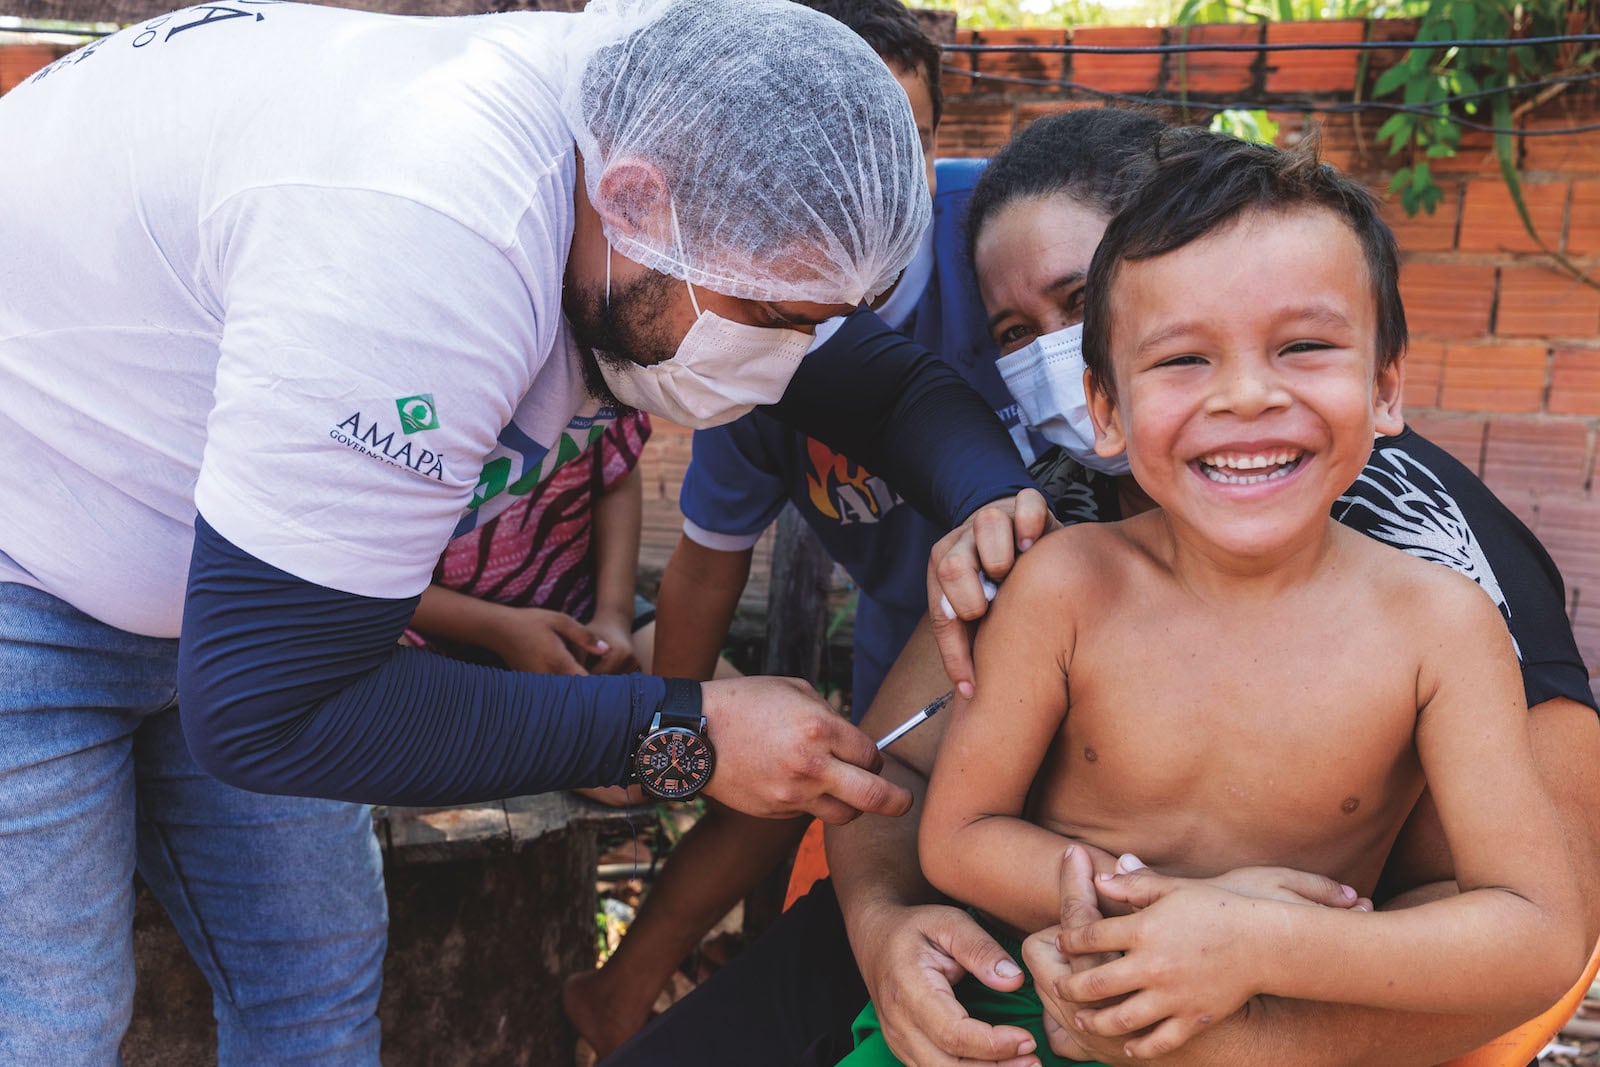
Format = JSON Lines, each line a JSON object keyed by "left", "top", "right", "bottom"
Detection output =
{"left": 806, "top": 438, "right": 881, "bottom": 521}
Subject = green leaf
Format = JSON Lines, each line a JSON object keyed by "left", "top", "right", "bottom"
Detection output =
{"left": 1388, "top": 166, "right": 1413, "bottom": 193}
{"left": 1375, "top": 112, "right": 1412, "bottom": 148}
{"left": 1373, "top": 62, "right": 1413, "bottom": 98}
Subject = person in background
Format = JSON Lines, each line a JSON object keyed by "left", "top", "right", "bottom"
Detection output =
{"left": 407, "top": 410, "right": 653, "bottom": 678}
{"left": 566, "top": 2, "right": 1032, "bottom": 1056}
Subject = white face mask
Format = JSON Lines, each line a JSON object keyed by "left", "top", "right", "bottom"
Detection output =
{"left": 994, "top": 322, "right": 1131, "bottom": 476}
{"left": 597, "top": 249, "right": 811, "bottom": 429}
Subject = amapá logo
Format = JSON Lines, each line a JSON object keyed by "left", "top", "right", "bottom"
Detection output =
{"left": 396, "top": 394, "right": 439, "bottom": 434}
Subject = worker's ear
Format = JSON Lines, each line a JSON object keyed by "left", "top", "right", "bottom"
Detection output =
{"left": 594, "top": 159, "right": 670, "bottom": 241}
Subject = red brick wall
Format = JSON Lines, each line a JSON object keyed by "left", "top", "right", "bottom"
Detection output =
{"left": 4, "top": 26, "right": 1597, "bottom": 678}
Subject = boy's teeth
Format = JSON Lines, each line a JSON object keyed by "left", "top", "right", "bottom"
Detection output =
{"left": 1200, "top": 449, "right": 1301, "bottom": 470}
{"left": 1198, "top": 449, "right": 1304, "bottom": 485}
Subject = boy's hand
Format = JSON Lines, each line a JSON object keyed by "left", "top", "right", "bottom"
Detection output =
{"left": 926, "top": 488, "right": 1055, "bottom": 697}
{"left": 1199, "top": 863, "right": 1372, "bottom": 911}
{"left": 699, "top": 677, "right": 913, "bottom": 824}
{"left": 857, "top": 900, "right": 1041, "bottom": 1067}
{"left": 1055, "top": 874, "right": 1290, "bottom": 1058}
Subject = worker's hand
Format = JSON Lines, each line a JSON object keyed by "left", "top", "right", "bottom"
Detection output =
{"left": 493, "top": 606, "right": 607, "bottom": 676}
{"left": 927, "top": 489, "right": 1056, "bottom": 697}
{"left": 699, "top": 676, "right": 913, "bottom": 824}
{"left": 855, "top": 898, "right": 1040, "bottom": 1067}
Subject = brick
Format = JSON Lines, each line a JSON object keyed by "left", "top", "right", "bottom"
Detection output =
{"left": 1522, "top": 115, "right": 1600, "bottom": 172}
{"left": 1382, "top": 182, "right": 1459, "bottom": 253}
{"left": 1263, "top": 20, "right": 1364, "bottom": 95}
{"left": 1567, "top": 181, "right": 1600, "bottom": 257}
{"left": 1572, "top": 596, "right": 1600, "bottom": 679}
{"left": 1359, "top": 18, "right": 1420, "bottom": 101}
{"left": 1538, "top": 496, "right": 1600, "bottom": 591}
{"left": 1069, "top": 27, "right": 1164, "bottom": 95}
{"left": 1402, "top": 339, "right": 1444, "bottom": 409}
{"left": 937, "top": 98, "right": 1013, "bottom": 158}
{"left": 1292, "top": 113, "right": 1365, "bottom": 173}
{"left": 941, "top": 29, "right": 982, "bottom": 96}
{"left": 0, "top": 45, "right": 62, "bottom": 94}
{"left": 1481, "top": 418, "right": 1591, "bottom": 495}
{"left": 1438, "top": 343, "right": 1547, "bottom": 413}
{"left": 1168, "top": 23, "right": 1258, "bottom": 95}
{"left": 1404, "top": 413, "right": 1485, "bottom": 474}
{"left": 1458, "top": 180, "right": 1567, "bottom": 255}
{"left": 972, "top": 29, "right": 1066, "bottom": 94}
{"left": 1495, "top": 266, "right": 1600, "bottom": 339}
{"left": 1549, "top": 348, "right": 1600, "bottom": 417}
{"left": 1420, "top": 131, "right": 1500, "bottom": 177}
{"left": 1400, "top": 261, "right": 1495, "bottom": 339}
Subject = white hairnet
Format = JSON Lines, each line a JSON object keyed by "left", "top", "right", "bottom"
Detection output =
{"left": 564, "top": 0, "right": 931, "bottom": 306}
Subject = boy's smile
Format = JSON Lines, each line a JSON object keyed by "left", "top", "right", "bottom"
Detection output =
{"left": 1090, "top": 205, "right": 1404, "bottom": 565}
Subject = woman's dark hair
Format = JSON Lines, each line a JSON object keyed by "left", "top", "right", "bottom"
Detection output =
{"left": 965, "top": 107, "right": 1167, "bottom": 264}
{"left": 1081, "top": 128, "right": 1407, "bottom": 397}
{"left": 792, "top": 0, "right": 944, "bottom": 125}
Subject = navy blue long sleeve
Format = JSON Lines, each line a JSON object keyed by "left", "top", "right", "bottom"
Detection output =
{"left": 767, "top": 308, "right": 1035, "bottom": 527}
{"left": 179, "top": 514, "right": 664, "bottom": 805}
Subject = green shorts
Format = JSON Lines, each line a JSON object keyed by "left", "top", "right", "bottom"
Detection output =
{"left": 838, "top": 913, "right": 1109, "bottom": 1067}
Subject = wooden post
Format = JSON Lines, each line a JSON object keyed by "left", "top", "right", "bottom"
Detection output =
{"left": 760, "top": 503, "right": 833, "bottom": 682}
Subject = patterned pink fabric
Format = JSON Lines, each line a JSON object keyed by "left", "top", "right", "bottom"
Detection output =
{"left": 433, "top": 411, "right": 651, "bottom": 622}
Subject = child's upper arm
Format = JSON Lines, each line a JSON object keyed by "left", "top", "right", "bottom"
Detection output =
{"left": 1412, "top": 569, "right": 1572, "bottom": 898}
{"left": 922, "top": 531, "right": 1087, "bottom": 843}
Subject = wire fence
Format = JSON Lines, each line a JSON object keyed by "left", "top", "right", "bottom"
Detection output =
{"left": 2, "top": 22, "right": 1597, "bottom": 135}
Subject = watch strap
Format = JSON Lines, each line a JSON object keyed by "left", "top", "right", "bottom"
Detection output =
{"left": 654, "top": 677, "right": 705, "bottom": 732}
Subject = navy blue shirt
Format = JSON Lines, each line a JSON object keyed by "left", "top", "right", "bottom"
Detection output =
{"left": 680, "top": 160, "right": 1033, "bottom": 717}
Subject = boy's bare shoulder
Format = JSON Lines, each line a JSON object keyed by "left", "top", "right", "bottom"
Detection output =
{"left": 1005, "top": 517, "right": 1152, "bottom": 598}
{"left": 1338, "top": 524, "right": 1504, "bottom": 632}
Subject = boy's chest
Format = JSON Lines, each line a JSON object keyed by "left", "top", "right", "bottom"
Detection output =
{"left": 1051, "top": 609, "right": 1425, "bottom": 841}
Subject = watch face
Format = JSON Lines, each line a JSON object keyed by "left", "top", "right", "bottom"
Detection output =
{"left": 635, "top": 727, "right": 714, "bottom": 800}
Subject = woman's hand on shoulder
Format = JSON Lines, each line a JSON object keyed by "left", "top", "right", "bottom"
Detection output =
{"left": 927, "top": 488, "right": 1057, "bottom": 697}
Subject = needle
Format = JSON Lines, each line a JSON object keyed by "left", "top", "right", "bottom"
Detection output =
{"left": 875, "top": 691, "right": 954, "bottom": 751}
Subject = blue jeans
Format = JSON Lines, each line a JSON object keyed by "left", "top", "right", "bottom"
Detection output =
{"left": 0, "top": 583, "right": 386, "bottom": 1065}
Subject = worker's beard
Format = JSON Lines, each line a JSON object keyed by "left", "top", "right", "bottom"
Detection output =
{"left": 565, "top": 268, "right": 680, "bottom": 410}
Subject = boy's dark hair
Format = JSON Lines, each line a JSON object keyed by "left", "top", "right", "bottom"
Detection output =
{"left": 965, "top": 107, "right": 1167, "bottom": 265}
{"left": 1082, "top": 129, "right": 1407, "bottom": 397}
{"left": 791, "top": 0, "right": 944, "bottom": 125}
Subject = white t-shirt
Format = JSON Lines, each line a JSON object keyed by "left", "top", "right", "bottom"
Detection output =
{"left": 0, "top": 1, "right": 599, "bottom": 637}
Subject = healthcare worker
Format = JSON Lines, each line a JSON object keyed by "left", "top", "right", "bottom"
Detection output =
{"left": 0, "top": 0, "right": 1033, "bottom": 1060}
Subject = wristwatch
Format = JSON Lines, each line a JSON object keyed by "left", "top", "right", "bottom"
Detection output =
{"left": 630, "top": 678, "right": 715, "bottom": 801}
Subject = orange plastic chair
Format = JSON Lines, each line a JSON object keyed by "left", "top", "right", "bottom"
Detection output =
{"left": 783, "top": 819, "right": 1600, "bottom": 1066}
{"left": 1436, "top": 936, "right": 1600, "bottom": 1067}
{"left": 783, "top": 818, "right": 831, "bottom": 911}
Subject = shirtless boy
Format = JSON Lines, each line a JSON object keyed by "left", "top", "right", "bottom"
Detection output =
{"left": 843, "top": 130, "right": 1588, "bottom": 1066}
